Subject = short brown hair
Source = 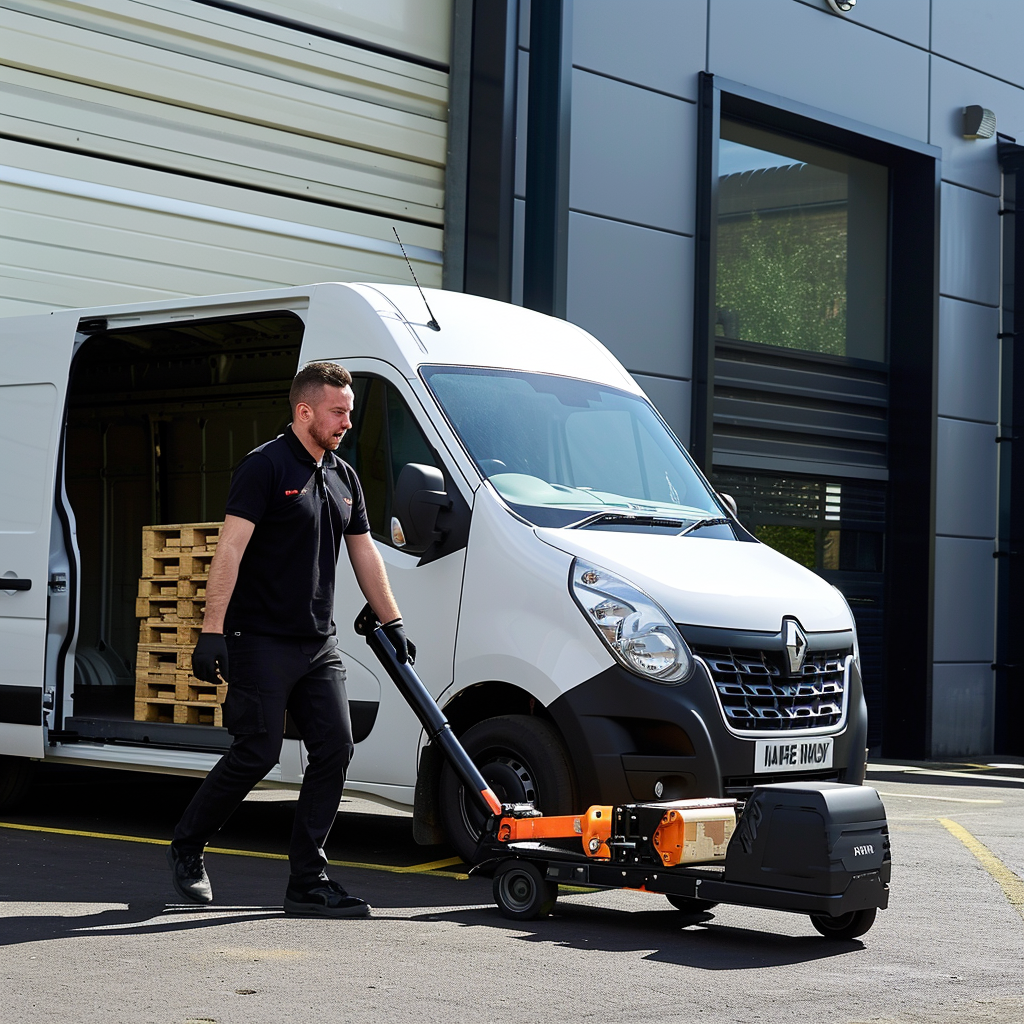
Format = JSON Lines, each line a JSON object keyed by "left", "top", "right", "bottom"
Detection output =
{"left": 289, "top": 361, "right": 353, "bottom": 413}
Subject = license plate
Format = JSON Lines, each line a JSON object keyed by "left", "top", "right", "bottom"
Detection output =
{"left": 754, "top": 738, "right": 834, "bottom": 774}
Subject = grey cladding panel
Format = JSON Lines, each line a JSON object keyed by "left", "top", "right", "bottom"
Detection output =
{"left": 515, "top": 49, "right": 529, "bottom": 199}
{"left": 631, "top": 373, "right": 691, "bottom": 449}
{"left": 569, "top": 70, "right": 695, "bottom": 234}
{"left": 932, "top": 0, "right": 1024, "bottom": 89}
{"left": 940, "top": 184, "right": 1000, "bottom": 308}
{"left": 930, "top": 57, "right": 1024, "bottom": 198}
{"left": 932, "top": 537, "right": 996, "bottom": 663}
{"left": 931, "top": 663, "right": 995, "bottom": 757}
{"left": 708, "top": 0, "right": 929, "bottom": 142}
{"left": 512, "top": 197, "right": 525, "bottom": 306}
{"left": 935, "top": 417, "right": 997, "bottom": 539}
{"left": 566, "top": 211, "right": 693, "bottom": 378}
{"left": 572, "top": 0, "right": 706, "bottom": 99}
{"left": 938, "top": 298, "right": 999, "bottom": 424}
{"left": 712, "top": 342, "right": 888, "bottom": 475}
{"left": 824, "top": 0, "right": 930, "bottom": 48}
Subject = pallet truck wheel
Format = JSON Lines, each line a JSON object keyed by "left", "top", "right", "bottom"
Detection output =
{"left": 809, "top": 907, "right": 876, "bottom": 940}
{"left": 493, "top": 861, "right": 559, "bottom": 921}
{"left": 664, "top": 894, "right": 718, "bottom": 914}
{"left": 0, "top": 757, "right": 33, "bottom": 812}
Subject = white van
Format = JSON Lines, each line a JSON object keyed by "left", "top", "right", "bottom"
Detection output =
{"left": 0, "top": 283, "right": 867, "bottom": 857}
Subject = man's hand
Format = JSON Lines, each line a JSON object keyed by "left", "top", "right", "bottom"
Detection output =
{"left": 193, "top": 632, "right": 230, "bottom": 682}
{"left": 381, "top": 618, "right": 416, "bottom": 665}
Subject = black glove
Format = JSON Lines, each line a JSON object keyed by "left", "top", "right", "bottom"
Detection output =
{"left": 381, "top": 618, "right": 416, "bottom": 665}
{"left": 192, "top": 632, "right": 229, "bottom": 683}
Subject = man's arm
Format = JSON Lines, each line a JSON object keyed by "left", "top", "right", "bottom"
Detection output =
{"left": 345, "top": 531, "right": 400, "bottom": 624}
{"left": 202, "top": 514, "right": 256, "bottom": 633}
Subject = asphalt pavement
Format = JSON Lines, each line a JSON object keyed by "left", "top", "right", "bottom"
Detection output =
{"left": 0, "top": 761, "right": 1022, "bottom": 1024}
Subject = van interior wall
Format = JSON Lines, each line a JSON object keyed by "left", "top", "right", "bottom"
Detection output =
{"left": 64, "top": 314, "right": 303, "bottom": 718}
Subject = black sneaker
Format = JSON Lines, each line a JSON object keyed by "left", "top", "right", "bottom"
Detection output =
{"left": 283, "top": 878, "right": 370, "bottom": 918}
{"left": 166, "top": 842, "right": 213, "bottom": 904}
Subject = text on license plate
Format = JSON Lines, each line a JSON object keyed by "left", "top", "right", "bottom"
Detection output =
{"left": 754, "top": 738, "right": 834, "bottom": 773}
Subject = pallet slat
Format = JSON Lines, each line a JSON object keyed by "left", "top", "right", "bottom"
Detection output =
{"left": 143, "top": 523, "right": 222, "bottom": 554}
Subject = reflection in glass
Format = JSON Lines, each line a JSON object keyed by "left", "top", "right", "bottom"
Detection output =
{"left": 716, "top": 121, "right": 888, "bottom": 362}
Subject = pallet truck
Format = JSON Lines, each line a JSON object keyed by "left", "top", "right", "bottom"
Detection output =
{"left": 355, "top": 606, "right": 890, "bottom": 940}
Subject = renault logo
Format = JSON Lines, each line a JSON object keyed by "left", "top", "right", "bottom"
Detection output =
{"left": 783, "top": 619, "right": 808, "bottom": 675}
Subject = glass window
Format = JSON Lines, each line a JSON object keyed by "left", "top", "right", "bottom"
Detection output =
{"left": 716, "top": 120, "right": 888, "bottom": 362}
{"left": 423, "top": 366, "right": 728, "bottom": 532}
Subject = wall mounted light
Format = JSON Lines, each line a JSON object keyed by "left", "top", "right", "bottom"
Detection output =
{"left": 963, "top": 105, "right": 997, "bottom": 140}
{"left": 826, "top": 0, "right": 856, "bottom": 13}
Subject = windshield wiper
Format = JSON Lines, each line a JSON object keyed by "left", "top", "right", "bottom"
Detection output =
{"left": 677, "top": 517, "right": 733, "bottom": 537}
{"left": 570, "top": 512, "right": 686, "bottom": 530}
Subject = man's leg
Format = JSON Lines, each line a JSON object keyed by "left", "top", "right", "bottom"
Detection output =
{"left": 280, "top": 638, "right": 365, "bottom": 917}
{"left": 169, "top": 636, "right": 299, "bottom": 901}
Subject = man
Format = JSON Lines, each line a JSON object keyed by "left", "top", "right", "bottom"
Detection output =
{"left": 167, "top": 361, "right": 414, "bottom": 918}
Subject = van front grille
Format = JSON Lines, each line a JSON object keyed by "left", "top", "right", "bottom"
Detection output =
{"left": 693, "top": 646, "right": 849, "bottom": 733}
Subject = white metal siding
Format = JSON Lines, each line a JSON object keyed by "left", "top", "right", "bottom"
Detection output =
{"left": 0, "top": 0, "right": 447, "bottom": 314}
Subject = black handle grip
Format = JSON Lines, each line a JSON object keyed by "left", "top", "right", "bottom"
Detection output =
{"left": 354, "top": 603, "right": 502, "bottom": 819}
{"left": 2, "top": 578, "right": 31, "bottom": 591}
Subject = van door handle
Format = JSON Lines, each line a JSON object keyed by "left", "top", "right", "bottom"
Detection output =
{"left": 2, "top": 578, "right": 31, "bottom": 591}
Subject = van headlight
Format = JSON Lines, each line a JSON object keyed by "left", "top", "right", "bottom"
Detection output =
{"left": 570, "top": 558, "right": 693, "bottom": 684}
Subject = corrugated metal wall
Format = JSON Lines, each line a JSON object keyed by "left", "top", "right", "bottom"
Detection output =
{"left": 0, "top": 0, "right": 450, "bottom": 315}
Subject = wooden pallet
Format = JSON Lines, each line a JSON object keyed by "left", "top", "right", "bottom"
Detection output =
{"left": 137, "top": 643, "right": 193, "bottom": 673}
{"left": 141, "top": 551, "right": 215, "bottom": 578}
{"left": 143, "top": 523, "right": 222, "bottom": 554}
{"left": 134, "top": 698, "right": 223, "bottom": 727}
{"left": 134, "top": 595, "right": 206, "bottom": 622}
{"left": 135, "top": 671, "right": 225, "bottom": 703}
{"left": 138, "top": 619, "right": 204, "bottom": 646}
{"left": 137, "top": 578, "right": 208, "bottom": 600}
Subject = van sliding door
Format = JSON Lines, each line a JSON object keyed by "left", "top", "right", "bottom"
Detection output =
{"left": 0, "top": 313, "right": 76, "bottom": 757}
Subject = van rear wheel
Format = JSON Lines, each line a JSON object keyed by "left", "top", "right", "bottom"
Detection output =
{"left": 438, "top": 714, "right": 576, "bottom": 864}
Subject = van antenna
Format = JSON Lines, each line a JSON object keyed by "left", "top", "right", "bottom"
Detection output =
{"left": 393, "top": 227, "right": 440, "bottom": 331}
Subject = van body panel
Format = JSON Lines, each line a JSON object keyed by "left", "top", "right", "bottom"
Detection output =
{"left": 0, "top": 311, "right": 77, "bottom": 756}
{"left": 535, "top": 527, "right": 852, "bottom": 633}
{"left": 454, "top": 489, "right": 614, "bottom": 709}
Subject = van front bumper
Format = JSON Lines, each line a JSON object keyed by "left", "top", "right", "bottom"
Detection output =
{"left": 547, "top": 659, "right": 868, "bottom": 806}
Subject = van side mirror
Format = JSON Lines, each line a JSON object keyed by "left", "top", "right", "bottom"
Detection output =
{"left": 392, "top": 463, "right": 450, "bottom": 551}
{"left": 718, "top": 492, "right": 738, "bottom": 518}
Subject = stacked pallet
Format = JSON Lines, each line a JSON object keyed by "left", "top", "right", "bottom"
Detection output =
{"left": 134, "top": 523, "right": 224, "bottom": 727}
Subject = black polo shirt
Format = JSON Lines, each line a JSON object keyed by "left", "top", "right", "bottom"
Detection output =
{"left": 223, "top": 425, "right": 370, "bottom": 639}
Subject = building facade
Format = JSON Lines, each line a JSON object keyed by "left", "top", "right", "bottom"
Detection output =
{"left": 3, "top": 0, "right": 1022, "bottom": 758}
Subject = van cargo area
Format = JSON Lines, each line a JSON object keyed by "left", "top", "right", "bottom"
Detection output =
{"left": 60, "top": 312, "right": 303, "bottom": 751}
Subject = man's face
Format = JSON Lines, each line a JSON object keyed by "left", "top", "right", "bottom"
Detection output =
{"left": 303, "top": 384, "right": 354, "bottom": 452}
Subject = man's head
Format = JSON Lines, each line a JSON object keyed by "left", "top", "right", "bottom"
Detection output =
{"left": 289, "top": 362, "right": 354, "bottom": 456}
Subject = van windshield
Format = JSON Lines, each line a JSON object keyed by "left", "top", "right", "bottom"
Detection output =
{"left": 421, "top": 366, "right": 730, "bottom": 532}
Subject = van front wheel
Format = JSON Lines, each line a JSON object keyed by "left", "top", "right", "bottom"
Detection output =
{"left": 438, "top": 715, "right": 576, "bottom": 864}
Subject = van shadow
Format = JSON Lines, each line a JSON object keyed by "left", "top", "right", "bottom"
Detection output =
{"left": 407, "top": 902, "right": 864, "bottom": 970}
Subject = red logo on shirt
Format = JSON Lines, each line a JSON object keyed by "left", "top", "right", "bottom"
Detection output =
{"left": 343, "top": 497, "right": 353, "bottom": 505}
{"left": 285, "top": 489, "right": 300, "bottom": 496}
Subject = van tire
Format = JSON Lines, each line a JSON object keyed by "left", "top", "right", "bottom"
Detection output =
{"left": 0, "top": 757, "right": 34, "bottom": 811}
{"left": 439, "top": 714, "right": 576, "bottom": 864}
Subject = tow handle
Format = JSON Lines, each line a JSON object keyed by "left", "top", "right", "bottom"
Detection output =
{"left": 354, "top": 604, "right": 502, "bottom": 818}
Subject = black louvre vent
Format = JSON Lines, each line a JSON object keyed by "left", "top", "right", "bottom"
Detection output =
{"left": 694, "top": 646, "right": 849, "bottom": 732}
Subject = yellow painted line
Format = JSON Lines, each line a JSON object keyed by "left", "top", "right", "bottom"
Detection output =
{"left": 939, "top": 818, "right": 1024, "bottom": 923}
{"left": 0, "top": 821, "right": 469, "bottom": 881}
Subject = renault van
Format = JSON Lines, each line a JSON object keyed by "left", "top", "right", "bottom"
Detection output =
{"left": 0, "top": 283, "right": 867, "bottom": 856}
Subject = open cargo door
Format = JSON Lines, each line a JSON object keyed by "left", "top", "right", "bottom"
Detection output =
{"left": 0, "top": 312, "right": 76, "bottom": 757}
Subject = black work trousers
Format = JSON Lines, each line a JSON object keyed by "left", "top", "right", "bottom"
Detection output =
{"left": 173, "top": 634, "right": 354, "bottom": 885}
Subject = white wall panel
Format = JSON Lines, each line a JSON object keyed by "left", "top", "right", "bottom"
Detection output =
{"left": 708, "top": 0, "right": 929, "bottom": 142}
{"left": 566, "top": 211, "right": 693, "bottom": 379}
{"left": 931, "top": 663, "right": 995, "bottom": 757}
{"left": 933, "top": 537, "right": 996, "bottom": 663}
{"left": 572, "top": 0, "right": 705, "bottom": 100}
{"left": 935, "top": 418, "right": 997, "bottom": 539}
{"left": 570, "top": 70, "right": 695, "bottom": 233}
{"left": 0, "top": 139, "right": 441, "bottom": 317}
{"left": 939, "top": 184, "right": 1001, "bottom": 308}
{"left": 938, "top": 298, "right": 999, "bottom": 424}
{"left": 930, "top": 56, "right": 1024, "bottom": 197}
{"left": 932, "top": 0, "right": 1024, "bottom": 89}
